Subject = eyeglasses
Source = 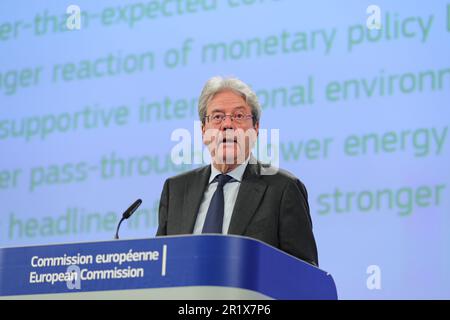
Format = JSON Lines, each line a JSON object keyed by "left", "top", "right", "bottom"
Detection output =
{"left": 204, "top": 112, "right": 254, "bottom": 125}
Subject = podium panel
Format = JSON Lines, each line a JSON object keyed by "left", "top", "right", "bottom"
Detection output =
{"left": 0, "top": 235, "right": 337, "bottom": 300}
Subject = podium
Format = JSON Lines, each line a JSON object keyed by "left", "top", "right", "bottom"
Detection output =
{"left": 0, "top": 235, "right": 337, "bottom": 299}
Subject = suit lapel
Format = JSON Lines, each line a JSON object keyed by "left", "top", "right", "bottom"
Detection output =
{"left": 228, "top": 161, "right": 267, "bottom": 235}
{"left": 180, "top": 165, "right": 211, "bottom": 234}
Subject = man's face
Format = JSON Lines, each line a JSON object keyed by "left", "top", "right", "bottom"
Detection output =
{"left": 202, "top": 90, "right": 259, "bottom": 166}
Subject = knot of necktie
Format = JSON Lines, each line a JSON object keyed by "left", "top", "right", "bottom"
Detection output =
{"left": 215, "top": 174, "right": 233, "bottom": 187}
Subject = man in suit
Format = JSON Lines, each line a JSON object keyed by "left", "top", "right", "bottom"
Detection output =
{"left": 156, "top": 76, "right": 318, "bottom": 266}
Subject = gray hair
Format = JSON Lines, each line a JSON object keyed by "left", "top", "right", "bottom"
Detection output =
{"left": 198, "top": 76, "right": 261, "bottom": 125}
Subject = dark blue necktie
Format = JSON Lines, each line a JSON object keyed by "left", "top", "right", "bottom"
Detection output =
{"left": 202, "top": 174, "right": 233, "bottom": 233}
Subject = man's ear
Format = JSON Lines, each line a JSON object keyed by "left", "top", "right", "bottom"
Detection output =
{"left": 201, "top": 122, "right": 205, "bottom": 135}
{"left": 254, "top": 121, "right": 259, "bottom": 136}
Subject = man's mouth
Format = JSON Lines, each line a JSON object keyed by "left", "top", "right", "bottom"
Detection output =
{"left": 221, "top": 137, "right": 238, "bottom": 144}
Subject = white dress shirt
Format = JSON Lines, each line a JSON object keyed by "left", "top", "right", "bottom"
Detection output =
{"left": 193, "top": 157, "right": 250, "bottom": 234}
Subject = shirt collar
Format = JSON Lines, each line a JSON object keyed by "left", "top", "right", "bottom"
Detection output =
{"left": 209, "top": 155, "right": 250, "bottom": 183}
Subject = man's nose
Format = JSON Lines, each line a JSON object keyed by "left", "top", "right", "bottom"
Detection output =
{"left": 220, "top": 115, "right": 235, "bottom": 130}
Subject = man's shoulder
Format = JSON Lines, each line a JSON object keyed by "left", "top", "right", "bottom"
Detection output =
{"left": 257, "top": 162, "right": 306, "bottom": 189}
{"left": 165, "top": 165, "right": 209, "bottom": 183}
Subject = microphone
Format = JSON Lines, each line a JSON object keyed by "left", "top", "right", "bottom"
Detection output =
{"left": 114, "top": 199, "right": 142, "bottom": 239}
